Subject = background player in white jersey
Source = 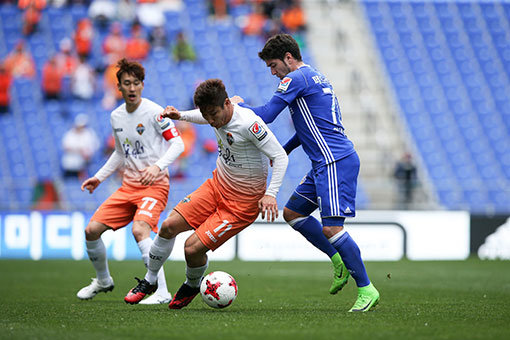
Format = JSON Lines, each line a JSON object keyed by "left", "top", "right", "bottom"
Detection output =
{"left": 77, "top": 58, "right": 185, "bottom": 304}
{"left": 124, "top": 79, "right": 288, "bottom": 308}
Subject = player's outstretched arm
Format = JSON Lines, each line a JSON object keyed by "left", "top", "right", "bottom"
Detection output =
{"left": 81, "top": 177, "right": 100, "bottom": 194}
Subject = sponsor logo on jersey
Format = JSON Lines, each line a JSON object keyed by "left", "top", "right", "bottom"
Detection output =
{"left": 277, "top": 77, "right": 292, "bottom": 92}
{"left": 226, "top": 132, "right": 234, "bottom": 145}
{"left": 114, "top": 128, "right": 123, "bottom": 132}
{"left": 249, "top": 122, "right": 267, "bottom": 141}
{"left": 181, "top": 195, "right": 191, "bottom": 203}
{"left": 136, "top": 123, "right": 145, "bottom": 135}
{"left": 156, "top": 115, "right": 170, "bottom": 130}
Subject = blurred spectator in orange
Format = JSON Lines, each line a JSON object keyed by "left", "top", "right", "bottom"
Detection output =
{"left": 172, "top": 32, "right": 196, "bottom": 63}
{"left": 203, "top": 138, "right": 217, "bottom": 154}
{"left": 72, "top": 56, "right": 96, "bottom": 100}
{"left": 55, "top": 38, "right": 78, "bottom": 77}
{"left": 241, "top": 3, "right": 267, "bottom": 36}
{"left": 18, "top": 0, "right": 46, "bottom": 36}
{"left": 61, "top": 113, "right": 100, "bottom": 179}
{"left": 125, "top": 23, "right": 150, "bottom": 61}
{"left": 103, "top": 22, "right": 126, "bottom": 63}
{"left": 41, "top": 55, "right": 63, "bottom": 100}
{"left": 3, "top": 41, "right": 36, "bottom": 78}
{"left": 170, "top": 121, "right": 196, "bottom": 180}
{"left": 0, "top": 64, "right": 12, "bottom": 114}
{"left": 102, "top": 61, "right": 122, "bottom": 110}
{"left": 209, "top": 0, "right": 229, "bottom": 21}
{"left": 281, "top": 0, "right": 306, "bottom": 33}
{"left": 74, "top": 18, "right": 94, "bottom": 59}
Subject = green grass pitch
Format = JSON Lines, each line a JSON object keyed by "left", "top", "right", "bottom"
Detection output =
{"left": 1, "top": 258, "right": 509, "bottom": 339}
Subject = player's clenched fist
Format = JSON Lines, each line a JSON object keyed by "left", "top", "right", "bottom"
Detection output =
{"left": 161, "top": 106, "right": 181, "bottom": 120}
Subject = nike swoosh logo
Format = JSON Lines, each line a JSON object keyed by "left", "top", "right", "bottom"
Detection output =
{"left": 337, "top": 267, "right": 343, "bottom": 278}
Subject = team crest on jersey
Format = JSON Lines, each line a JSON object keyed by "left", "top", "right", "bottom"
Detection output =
{"left": 277, "top": 77, "right": 292, "bottom": 92}
{"left": 181, "top": 195, "right": 191, "bottom": 203}
{"left": 226, "top": 132, "right": 234, "bottom": 145}
{"left": 136, "top": 123, "right": 145, "bottom": 135}
{"left": 249, "top": 122, "right": 267, "bottom": 141}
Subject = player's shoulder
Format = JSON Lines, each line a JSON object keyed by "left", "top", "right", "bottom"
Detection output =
{"left": 233, "top": 105, "right": 270, "bottom": 141}
{"left": 141, "top": 98, "right": 165, "bottom": 113}
{"left": 233, "top": 105, "right": 264, "bottom": 126}
{"left": 110, "top": 102, "right": 127, "bottom": 119}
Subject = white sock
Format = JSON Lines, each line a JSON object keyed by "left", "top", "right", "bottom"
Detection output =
{"left": 328, "top": 229, "right": 346, "bottom": 244}
{"left": 137, "top": 237, "right": 170, "bottom": 295}
{"left": 86, "top": 239, "right": 111, "bottom": 285}
{"left": 144, "top": 235, "right": 175, "bottom": 285}
{"left": 184, "top": 260, "right": 209, "bottom": 288}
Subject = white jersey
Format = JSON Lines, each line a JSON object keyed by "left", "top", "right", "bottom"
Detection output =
{"left": 97, "top": 98, "right": 180, "bottom": 188}
{"left": 181, "top": 104, "right": 288, "bottom": 201}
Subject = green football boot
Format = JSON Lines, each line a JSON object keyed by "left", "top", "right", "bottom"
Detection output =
{"left": 329, "top": 253, "right": 350, "bottom": 294}
{"left": 348, "top": 283, "right": 380, "bottom": 312}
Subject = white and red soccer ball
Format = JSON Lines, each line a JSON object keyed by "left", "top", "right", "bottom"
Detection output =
{"left": 200, "top": 271, "right": 238, "bottom": 309}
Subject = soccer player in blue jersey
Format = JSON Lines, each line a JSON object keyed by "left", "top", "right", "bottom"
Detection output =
{"left": 235, "top": 34, "right": 379, "bottom": 312}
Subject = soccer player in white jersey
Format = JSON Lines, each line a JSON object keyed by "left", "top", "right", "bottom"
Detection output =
{"left": 124, "top": 79, "right": 288, "bottom": 308}
{"left": 77, "top": 58, "right": 185, "bottom": 304}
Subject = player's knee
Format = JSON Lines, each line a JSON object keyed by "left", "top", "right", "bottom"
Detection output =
{"left": 283, "top": 207, "right": 302, "bottom": 223}
{"left": 160, "top": 219, "right": 178, "bottom": 239}
{"left": 84, "top": 222, "right": 102, "bottom": 241}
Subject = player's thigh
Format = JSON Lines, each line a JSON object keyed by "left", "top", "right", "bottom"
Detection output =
{"left": 159, "top": 209, "right": 194, "bottom": 239}
{"left": 284, "top": 170, "right": 319, "bottom": 218}
{"left": 314, "top": 152, "right": 359, "bottom": 220}
{"left": 195, "top": 199, "right": 259, "bottom": 251}
{"left": 132, "top": 185, "right": 169, "bottom": 233}
{"left": 173, "top": 178, "right": 219, "bottom": 229}
{"left": 90, "top": 186, "right": 137, "bottom": 230}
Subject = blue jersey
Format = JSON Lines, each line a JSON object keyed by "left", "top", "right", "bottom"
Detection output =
{"left": 274, "top": 65, "right": 355, "bottom": 168}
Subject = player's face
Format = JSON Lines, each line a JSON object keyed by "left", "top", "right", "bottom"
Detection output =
{"left": 200, "top": 99, "right": 233, "bottom": 129}
{"left": 118, "top": 72, "right": 144, "bottom": 109}
{"left": 265, "top": 58, "right": 292, "bottom": 79}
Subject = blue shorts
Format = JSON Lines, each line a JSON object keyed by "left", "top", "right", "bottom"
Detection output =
{"left": 285, "top": 152, "right": 359, "bottom": 226}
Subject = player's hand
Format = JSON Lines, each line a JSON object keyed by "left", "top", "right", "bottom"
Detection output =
{"left": 230, "top": 95, "right": 244, "bottom": 104}
{"left": 258, "top": 195, "right": 278, "bottom": 222}
{"left": 81, "top": 177, "right": 100, "bottom": 194}
{"left": 140, "top": 165, "right": 161, "bottom": 186}
{"left": 160, "top": 106, "right": 181, "bottom": 120}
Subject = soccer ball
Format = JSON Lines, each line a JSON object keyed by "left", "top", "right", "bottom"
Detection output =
{"left": 200, "top": 271, "right": 238, "bottom": 309}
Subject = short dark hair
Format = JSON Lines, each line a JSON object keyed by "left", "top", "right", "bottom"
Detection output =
{"left": 193, "top": 79, "right": 228, "bottom": 110}
{"left": 258, "top": 34, "right": 302, "bottom": 62}
{"left": 116, "top": 58, "right": 145, "bottom": 83}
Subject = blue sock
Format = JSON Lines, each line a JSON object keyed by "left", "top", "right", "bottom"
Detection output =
{"left": 290, "top": 216, "right": 338, "bottom": 258}
{"left": 331, "top": 232, "right": 370, "bottom": 287}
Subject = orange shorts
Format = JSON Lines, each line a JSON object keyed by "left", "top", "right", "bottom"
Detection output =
{"left": 174, "top": 178, "right": 261, "bottom": 251}
{"left": 91, "top": 183, "right": 169, "bottom": 232}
